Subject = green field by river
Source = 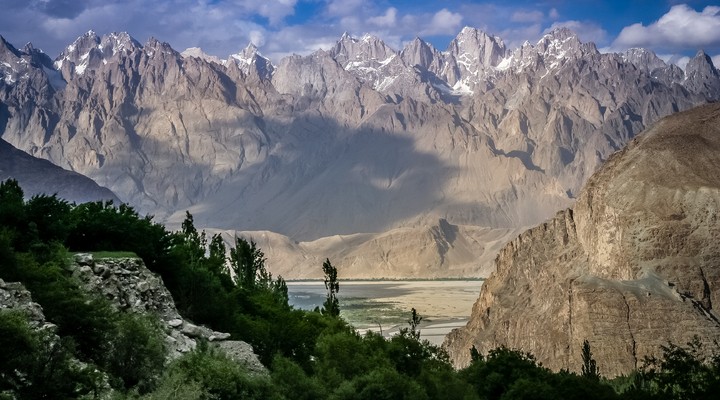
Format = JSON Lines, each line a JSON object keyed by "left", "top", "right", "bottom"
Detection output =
{"left": 287, "top": 280, "right": 484, "bottom": 345}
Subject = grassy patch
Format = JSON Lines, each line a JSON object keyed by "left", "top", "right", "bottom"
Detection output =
{"left": 85, "top": 251, "right": 138, "bottom": 259}
{"left": 340, "top": 298, "right": 409, "bottom": 329}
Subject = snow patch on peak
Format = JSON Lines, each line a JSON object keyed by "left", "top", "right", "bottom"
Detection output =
{"left": 361, "top": 34, "right": 378, "bottom": 43}
{"left": 225, "top": 44, "right": 275, "bottom": 79}
{"left": 495, "top": 55, "right": 513, "bottom": 71}
{"left": 43, "top": 65, "right": 66, "bottom": 90}
{"left": 182, "top": 47, "right": 222, "bottom": 64}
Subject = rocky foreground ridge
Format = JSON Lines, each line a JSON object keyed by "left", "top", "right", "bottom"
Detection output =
{"left": 444, "top": 104, "right": 720, "bottom": 376}
{"left": 1, "top": 28, "right": 720, "bottom": 278}
{"left": 0, "top": 254, "right": 265, "bottom": 374}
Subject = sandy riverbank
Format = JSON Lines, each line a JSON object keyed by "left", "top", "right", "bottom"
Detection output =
{"left": 287, "top": 280, "right": 484, "bottom": 345}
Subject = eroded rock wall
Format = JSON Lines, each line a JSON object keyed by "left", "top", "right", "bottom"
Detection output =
{"left": 445, "top": 104, "right": 720, "bottom": 376}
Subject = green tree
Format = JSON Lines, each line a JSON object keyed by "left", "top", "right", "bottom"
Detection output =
{"left": 408, "top": 308, "right": 423, "bottom": 340}
{"left": 322, "top": 258, "right": 340, "bottom": 317}
{"left": 631, "top": 336, "right": 720, "bottom": 400}
{"left": 460, "top": 346, "right": 550, "bottom": 400}
{"left": 470, "top": 346, "right": 483, "bottom": 363}
{"left": 24, "top": 194, "right": 73, "bottom": 245}
{"left": 0, "top": 310, "right": 101, "bottom": 398}
{"left": 331, "top": 367, "right": 429, "bottom": 400}
{"left": 0, "top": 179, "right": 26, "bottom": 247}
{"left": 229, "top": 237, "right": 268, "bottom": 290}
{"left": 104, "top": 313, "right": 167, "bottom": 393}
{"left": 271, "top": 356, "right": 326, "bottom": 400}
{"left": 163, "top": 342, "right": 275, "bottom": 400}
{"left": 582, "top": 339, "right": 601, "bottom": 381}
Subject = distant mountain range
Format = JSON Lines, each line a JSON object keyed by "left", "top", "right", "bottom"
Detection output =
{"left": 1, "top": 27, "right": 718, "bottom": 278}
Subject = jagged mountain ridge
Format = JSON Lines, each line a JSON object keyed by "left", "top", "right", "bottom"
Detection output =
{"left": 1, "top": 27, "right": 719, "bottom": 277}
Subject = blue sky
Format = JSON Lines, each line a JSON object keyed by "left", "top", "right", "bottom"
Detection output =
{"left": 1, "top": 1, "right": 719, "bottom": 67}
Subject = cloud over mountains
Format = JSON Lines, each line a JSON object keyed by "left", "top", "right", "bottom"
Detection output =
{"left": 613, "top": 5, "right": 720, "bottom": 52}
{"left": 1, "top": 1, "right": 718, "bottom": 67}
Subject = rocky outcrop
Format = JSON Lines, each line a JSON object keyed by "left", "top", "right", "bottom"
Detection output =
{"left": 70, "top": 254, "right": 265, "bottom": 373}
{"left": 0, "top": 279, "right": 52, "bottom": 330}
{"left": 444, "top": 104, "right": 720, "bottom": 376}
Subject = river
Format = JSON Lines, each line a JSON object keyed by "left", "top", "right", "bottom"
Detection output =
{"left": 286, "top": 280, "right": 484, "bottom": 345}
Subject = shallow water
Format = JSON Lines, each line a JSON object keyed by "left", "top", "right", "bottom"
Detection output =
{"left": 287, "top": 280, "right": 484, "bottom": 345}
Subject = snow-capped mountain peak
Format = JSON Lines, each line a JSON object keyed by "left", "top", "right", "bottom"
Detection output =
{"left": 226, "top": 43, "right": 274, "bottom": 80}
{"left": 181, "top": 47, "right": 222, "bottom": 64}
{"left": 54, "top": 31, "right": 140, "bottom": 78}
{"left": 327, "top": 32, "right": 399, "bottom": 88}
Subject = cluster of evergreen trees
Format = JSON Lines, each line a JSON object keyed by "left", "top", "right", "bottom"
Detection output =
{"left": 1, "top": 179, "right": 719, "bottom": 399}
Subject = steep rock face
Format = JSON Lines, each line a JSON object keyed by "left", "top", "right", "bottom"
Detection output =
{"left": 444, "top": 104, "right": 720, "bottom": 376}
{"left": 0, "top": 279, "right": 51, "bottom": 330}
{"left": 2, "top": 29, "right": 720, "bottom": 278}
{"left": 226, "top": 43, "right": 274, "bottom": 82}
{"left": 440, "top": 27, "right": 506, "bottom": 89}
{"left": 623, "top": 48, "right": 684, "bottom": 85}
{"left": 400, "top": 38, "right": 443, "bottom": 72}
{"left": 684, "top": 51, "right": 720, "bottom": 99}
{"left": 71, "top": 254, "right": 265, "bottom": 372}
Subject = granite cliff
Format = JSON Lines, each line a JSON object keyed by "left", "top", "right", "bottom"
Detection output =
{"left": 444, "top": 104, "right": 720, "bottom": 376}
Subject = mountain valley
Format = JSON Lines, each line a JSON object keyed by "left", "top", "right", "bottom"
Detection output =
{"left": 1, "top": 27, "right": 719, "bottom": 278}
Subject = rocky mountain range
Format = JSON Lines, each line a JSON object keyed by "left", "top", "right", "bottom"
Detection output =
{"left": 1, "top": 27, "right": 719, "bottom": 278}
{"left": 444, "top": 104, "right": 720, "bottom": 376}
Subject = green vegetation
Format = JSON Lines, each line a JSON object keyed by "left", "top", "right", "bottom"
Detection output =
{"left": 89, "top": 251, "right": 139, "bottom": 258}
{"left": 1, "top": 178, "right": 719, "bottom": 399}
{"left": 321, "top": 258, "right": 340, "bottom": 317}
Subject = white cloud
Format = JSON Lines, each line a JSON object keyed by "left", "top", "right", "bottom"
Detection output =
{"left": 613, "top": 5, "right": 720, "bottom": 51}
{"left": 497, "top": 23, "right": 543, "bottom": 49}
{"left": 368, "top": 7, "right": 397, "bottom": 27}
{"left": 326, "top": 0, "right": 364, "bottom": 17}
{"left": 659, "top": 54, "right": 691, "bottom": 70}
{"left": 421, "top": 8, "right": 463, "bottom": 36}
{"left": 249, "top": 30, "right": 266, "bottom": 47}
{"left": 544, "top": 20, "right": 608, "bottom": 45}
{"left": 262, "top": 25, "right": 339, "bottom": 60}
{"left": 549, "top": 8, "right": 559, "bottom": 20}
{"left": 511, "top": 10, "right": 544, "bottom": 24}
{"left": 713, "top": 54, "right": 720, "bottom": 67}
{"left": 236, "top": 0, "right": 298, "bottom": 25}
{"left": 34, "top": 0, "right": 273, "bottom": 58}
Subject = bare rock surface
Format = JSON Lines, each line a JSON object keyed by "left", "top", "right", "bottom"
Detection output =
{"left": 71, "top": 254, "right": 266, "bottom": 372}
{"left": 0, "top": 278, "right": 52, "bottom": 330}
{"left": 444, "top": 104, "right": 720, "bottom": 376}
